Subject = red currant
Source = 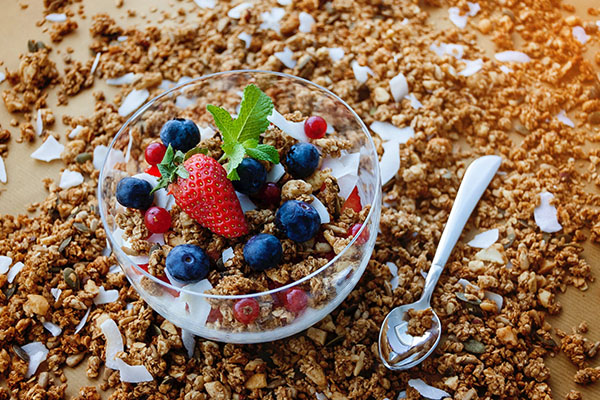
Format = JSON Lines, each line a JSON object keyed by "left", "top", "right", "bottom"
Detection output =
{"left": 145, "top": 142, "right": 167, "bottom": 165}
{"left": 257, "top": 182, "right": 281, "bottom": 207}
{"left": 304, "top": 116, "right": 327, "bottom": 139}
{"left": 348, "top": 223, "right": 368, "bottom": 245}
{"left": 233, "top": 298, "right": 260, "bottom": 324}
{"left": 284, "top": 288, "right": 308, "bottom": 314}
{"left": 144, "top": 206, "right": 171, "bottom": 233}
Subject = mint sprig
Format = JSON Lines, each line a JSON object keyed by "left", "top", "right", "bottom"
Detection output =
{"left": 207, "top": 84, "right": 279, "bottom": 180}
{"left": 151, "top": 144, "right": 208, "bottom": 194}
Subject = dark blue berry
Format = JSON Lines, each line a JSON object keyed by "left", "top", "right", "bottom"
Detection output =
{"left": 243, "top": 234, "right": 282, "bottom": 271}
{"left": 116, "top": 177, "right": 154, "bottom": 210}
{"left": 166, "top": 244, "right": 210, "bottom": 283}
{"left": 285, "top": 143, "right": 320, "bottom": 179}
{"left": 232, "top": 158, "right": 267, "bottom": 195}
{"left": 275, "top": 200, "right": 321, "bottom": 242}
{"left": 159, "top": 118, "right": 200, "bottom": 152}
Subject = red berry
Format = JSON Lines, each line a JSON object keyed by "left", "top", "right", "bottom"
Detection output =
{"left": 207, "top": 307, "right": 223, "bottom": 323}
{"left": 145, "top": 142, "right": 167, "bottom": 165}
{"left": 257, "top": 182, "right": 281, "bottom": 207}
{"left": 233, "top": 298, "right": 260, "bottom": 324}
{"left": 304, "top": 116, "right": 327, "bottom": 139}
{"left": 144, "top": 207, "right": 171, "bottom": 233}
{"left": 348, "top": 223, "right": 368, "bottom": 245}
{"left": 342, "top": 186, "right": 362, "bottom": 213}
{"left": 284, "top": 288, "right": 308, "bottom": 314}
{"left": 145, "top": 164, "right": 161, "bottom": 177}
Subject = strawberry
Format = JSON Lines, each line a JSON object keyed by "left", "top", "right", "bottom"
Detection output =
{"left": 342, "top": 186, "right": 362, "bottom": 213}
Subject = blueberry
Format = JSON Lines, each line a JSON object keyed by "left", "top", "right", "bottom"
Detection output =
{"left": 275, "top": 200, "right": 321, "bottom": 242}
{"left": 159, "top": 118, "right": 200, "bottom": 152}
{"left": 166, "top": 244, "right": 210, "bottom": 283}
{"left": 243, "top": 234, "right": 282, "bottom": 271}
{"left": 232, "top": 158, "right": 267, "bottom": 195}
{"left": 285, "top": 143, "right": 320, "bottom": 179}
{"left": 116, "top": 177, "right": 154, "bottom": 210}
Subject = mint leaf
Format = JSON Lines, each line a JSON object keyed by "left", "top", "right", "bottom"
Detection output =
{"left": 242, "top": 139, "right": 259, "bottom": 149}
{"left": 246, "top": 144, "right": 280, "bottom": 164}
{"left": 235, "top": 84, "right": 274, "bottom": 143}
{"left": 222, "top": 142, "right": 245, "bottom": 180}
{"left": 207, "top": 104, "right": 236, "bottom": 143}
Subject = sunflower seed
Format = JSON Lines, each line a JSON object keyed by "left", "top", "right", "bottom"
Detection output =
{"left": 463, "top": 338, "right": 486, "bottom": 354}
{"left": 149, "top": 244, "right": 162, "bottom": 255}
{"left": 504, "top": 232, "right": 516, "bottom": 249}
{"left": 73, "top": 222, "right": 91, "bottom": 233}
{"left": 58, "top": 236, "right": 72, "bottom": 252}
{"left": 3, "top": 285, "right": 16, "bottom": 300}
{"left": 325, "top": 335, "right": 344, "bottom": 347}
{"left": 13, "top": 344, "right": 29, "bottom": 362}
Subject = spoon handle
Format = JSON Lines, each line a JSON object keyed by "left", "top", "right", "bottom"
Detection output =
{"left": 421, "top": 155, "right": 502, "bottom": 303}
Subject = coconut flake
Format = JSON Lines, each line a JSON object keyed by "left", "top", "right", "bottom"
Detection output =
{"left": 50, "top": 288, "right": 62, "bottom": 302}
{"left": 324, "top": 151, "right": 360, "bottom": 179}
{"left": 467, "top": 2, "right": 480, "bottom": 16}
{"left": 0, "top": 155, "right": 6, "bottom": 183}
{"left": 148, "top": 233, "right": 165, "bottom": 246}
{"left": 260, "top": 7, "right": 285, "bottom": 32}
{"left": 8, "top": 261, "right": 24, "bottom": 283}
{"left": 114, "top": 358, "right": 153, "bottom": 383}
{"left": 36, "top": 109, "right": 43, "bottom": 136}
{"left": 0, "top": 256, "right": 11, "bottom": 274}
{"left": 108, "top": 265, "right": 121, "bottom": 275}
{"left": 405, "top": 93, "right": 423, "bottom": 109}
{"left": 429, "top": 42, "right": 464, "bottom": 59}
{"left": 222, "top": 247, "right": 235, "bottom": 264}
{"left": 238, "top": 32, "right": 252, "bottom": 49}
{"left": 68, "top": 125, "right": 84, "bottom": 139}
{"left": 194, "top": 0, "right": 216, "bottom": 8}
{"left": 59, "top": 170, "right": 84, "bottom": 190}
{"left": 534, "top": 191, "right": 562, "bottom": 233}
{"left": 274, "top": 47, "right": 297, "bottom": 69}
{"left": 180, "top": 279, "right": 213, "bottom": 326}
{"left": 94, "top": 287, "right": 119, "bottom": 305}
{"left": 175, "top": 95, "right": 196, "bottom": 109}
{"left": 22, "top": 342, "right": 49, "bottom": 378}
{"left": 158, "top": 80, "right": 176, "bottom": 91}
{"left": 236, "top": 192, "right": 257, "bottom": 213}
{"left": 499, "top": 65, "right": 513, "bottom": 74}
{"left": 386, "top": 262, "right": 399, "bottom": 289}
{"left": 43, "top": 321, "right": 62, "bottom": 337}
{"left": 327, "top": 47, "right": 345, "bottom": 62}
{"left": 408, "top": 379, "right": 450, "bottom": 400}
{"left": 458, "top": 279, "right": 503, "bottom": 311}
{"left": 277, "top": 0, "right": 292, "bottom": 4}
{"left": 299, "top": 12, "right": 315, "bottom": 33}
{"left": 390, "top": 72, "right": 409, "bottom": 102}
{"left": 199, "top": 125, "right": 216, "bottom": 141}
{"left": 228, "top": 2, "right": 252, "bottom": 18}
{"left": 310, "top": 195, "right": 330, "bottom": 224}
{"left": 266, "top": 163, "right": 286, "bottom": 183}
{"left": 458, "top": 58, "right": 483, "bottom": 76}
{"left": 118, "top": 89, "right": 149, "bottom": 117}
{"left": 556, "top": 109, "right": 574, "bottom": 127}
{"left": 0, "top": 72, "right": 5, "bottom": 83}
{"left": 467, "top": 229, "right": 499, "bottom": 248}
{"left": 90, "top": 52, "right": 101, "bottom": 75}
{"left": 380, "top": 141, "right": 400, "bottom": 186}
{"left": 74, "top": 307, "right": 91, "bottom": 334}
{"left": 397, "top": 391, "right": 407, "bottom": 399}
{"left": 448, "top": 7, "right": 468, "bottom": 29}
{"left": 31, "top": 135, "right": 64, "bottom": 162}
{"left": 572, "top": 26, "right": 589, "bottom": 44}
{"left": 370, "top": 121, "right": 414, "bottom": 144}
{"left": 351, "top": 60, "right": 374, "bottom": 84}
{"left": 337, "top": 174, "right": 358, "bottom": 200}
{"left": 106, "top": 72, "right": 136, "bottom": 86}
{"left": 117, "top": 36, "right": 128, "bottom": 42}
{"left": 267, "top": 109, "right": 309, "bottom": 142}
{"left": 92, "top": 145, "right": 109, "bottom": 170}
{"left": 316, "top": 393, "right": 327, "bottom": 400}
{"left": 45, "top": 13, "right": 67, "bottom": 22}
{"left": 495, "top": 51, "right": 531, "bottom": 63}
{"left": 101, "top": 318, "right": 124, "bottom": 370}
{"left": 181, "top": 329, "right": 195, "bottom": 357}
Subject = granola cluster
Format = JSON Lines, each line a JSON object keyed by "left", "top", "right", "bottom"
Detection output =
{"left": 0, "top": 0, "right": 599, "bottom": 399}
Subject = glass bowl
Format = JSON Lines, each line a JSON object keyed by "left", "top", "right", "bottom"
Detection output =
{"left": 98, "top": 70, "right": 381, "bottom": 343}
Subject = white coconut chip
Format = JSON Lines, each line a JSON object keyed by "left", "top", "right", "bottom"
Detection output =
{"left": 158, "top": 80, "right": 176, "bottom": 91}
{"left": 106, "top": 72, "right": 136, "bottom": 86}
{"left": 370, "top": 121, "right": 414, "bottom": 144}
{"left": 43, "top": 321, "right": 62, "bottom": 337}
{"left": 260, "top": 7, "right": 285, "bottom": 32}
{"left": 222, "top": 247, "right": 235, "bottom": 264}
{"left": 194, "top": 0, "right": 216, "bottom": 8}
{"left": 351, "top": 60, "right": 374, "bottom": 84}
{"left": 494, "top": 51, "right": 531, "bottom": 63}
{"left": 36, "top": 109, "right": 43, "bottom": 136}
{"left": 448, "top": 7, "right": 468, "bottom": 29}
{"left": 458, "top": 58, "right": 483, "bottom": 76}
{"left": 380, "top": 141, "right": 400, "bottom": 186}
{"left": 277, "top": 0, "right": 292, "bottom": 4}
{"left": 59, "top": 170, "right": 84, "bottom": 190}
{"left": 199, "top": 125, "right": 216, "bottom": 141}
{"left": 74, "top": 307, "right": 91, "bottom": 334}
{"left": 175, "top": 95, "right": 196, "bottom": 109}
{"left": 266, "top": 163, "right": 286, "bottom": 183}
{"left": 397, "top": 391, "right": 407, "bottom": 399}
{"left": 337, "top": 174, "right": 358, "bottom": 200}
{"left": 572, "top": 26, "right": 589, "bottom": 44}
{"left": 499, "top": 65, "right": 513, "bottom": 74}
{"left": 181, "top": 329, "right": 196, "bottom": 358}
{"left": 328, "top": 47, "right": 345, "bottom": 62}
{"left": 90, "top": 52, "right": 101, "bottom": 75}
{"left": 274, "top": 47, "right": 297, "bottom": 69}
{"left": 108, "top": 265, "right": 121, "bottom": 275}
{"left": 534, "top": 191, "right": 562, "bottom": 233}
{"left": 458, "top": 279, "right": 503, "bottom": 311}
{"left": 117, "top": 36, "right": 128, "bottom": 42}
{"left": 147, "top": 233, "right": 165, "bottom": 246}
{"left": 22, "top": 342, "right": 49, "bottom": 378}
{"left": 180, "top": 279, "right": 213, "bottom": 326}
{"left": 0, "top": 72, "right": 5, "bottom": 83}
{"left": 386, "top": 261, "right": 399, "bottom": 290}
{"left": 50, "top": 287, "right": 62, "bottom": 302}
{"left": 467, "top": 228, "right": 499, "bottom": 248}
{"left": 228, "top": 2, "right": 252, "bottom": 19}
{"left": 556, "top": 109, "right": 574, "bottom": 127}
{"left": 238, "top": 32, "right": 252, "bottom": 49}
{"left": 94, "top": 286, "right": 120, "bottom": 305}
{"left": 429, "top": 42, "right": 464, "bottom": 59}
{"left": 114, "top": 358, "right": 153, "bottom": 383}
{"left": 316, "top": 393, "right": 327, "bottom": 400}
{"left": 310, "top": 195, "right": 330, "bottom": 224}
{"left": 118, "top": 89, "right": 149, "bottom": 117}
{"left": 408, "top": 379, "right": 450, "bottom": 400}
{"left": 390, "top": 72, "right": 409, "bottom": 102}
{"left": 467, "top": 1, "right": 480, "bottom": 16}
{"left": 0, "top": 256, "right": 11, "bottom": 274}
{"left": 125, "top": 303, "right": 134, "bottom": 310}
{"left": 299, "top": 12, "right": 315, "bottom": 33}
{"left": 405, "top": 93, "right": 423, "bottom": 109}
{"left": 31, "top": 135, "right": 64, "bottom": 162}
{"left": 68, "top": 125, "right": 84, "bottom": 139}
{"left": 92, "top": 145, "right": 109, "bottom": 170}
{"left": 236, "top": 191, "right": 257, "bottom": 213}
{"left": 267, "top": 109, "right": 309, "bottom": 142}
{"left": 45, "top": 13, "right": 67, "bottom": 22}
{"left": 8, "top": 261, "right": 24, "bottom": 283}
{"left": 0, "top": 155, "right": 6, "bottom": 184}
{"left": 100, "top": 318, "right": 124, "bottom": 370}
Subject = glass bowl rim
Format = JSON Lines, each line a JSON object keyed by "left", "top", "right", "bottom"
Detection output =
{"left": 98, "top": 69, "right": 382, "bottom": 300}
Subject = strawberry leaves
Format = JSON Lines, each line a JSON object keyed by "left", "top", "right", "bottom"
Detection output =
{"left": 207, "top": 84, "right": 279, "bottom": 180}
{"left": 151, "top": 144, "right": 207, "bottom": 193}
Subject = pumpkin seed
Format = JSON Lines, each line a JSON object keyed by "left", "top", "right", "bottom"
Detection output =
{"left": 63, "top": 267, "right": 79, "bottom": 290}
{"left": 73, "top": 222, "right": 91, "bottom": 233}
{"left": 150, "top": 324, "right": 162, "bottom": 337}
{"left": 27, "top": 40, "right": 37, "bottom": 52}
{"left": 58, "top": 236, "right": 72, "bottom": 252}
{"left": 2, "top": 285, "right": 16, "bottom": 300}
{"left": 76, "top": 152, "right": 92, "bottom": 163}
{"left": 504, "top": 232, "right": 516, "bottom": 249}
{"left": 463, "top": 338, "right": 486, "bottom": 354}
{"left": 149, "top": 244, "right": 162, "bottom": 256}
{"left": 13, "top": 344, "right": 29, "bottom": 362}
{"left": 542, "top": 232, "right": 550, "bottom": 242}
{"left": 455, "top": 292, "right": 483, "bottom": 317}
{"left": 325, "top": 335, "right": 344, "bottom": 347}
{"left": 36, "top": 41, "right": 46, "bottom": 50}
{"left": 533, "top": 331, "right": 558, "bottom": 348}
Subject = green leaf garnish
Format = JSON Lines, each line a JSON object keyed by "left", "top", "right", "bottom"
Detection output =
{"left": 207, "top": 84, "right": 279, "bottom": 180}
{"left": 150, "top": 144, "right": 205, "bottom": 194}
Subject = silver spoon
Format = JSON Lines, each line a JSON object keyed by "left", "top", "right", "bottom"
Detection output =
{"left": 378, "top": 155, "right": 502, "bottom": 370}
